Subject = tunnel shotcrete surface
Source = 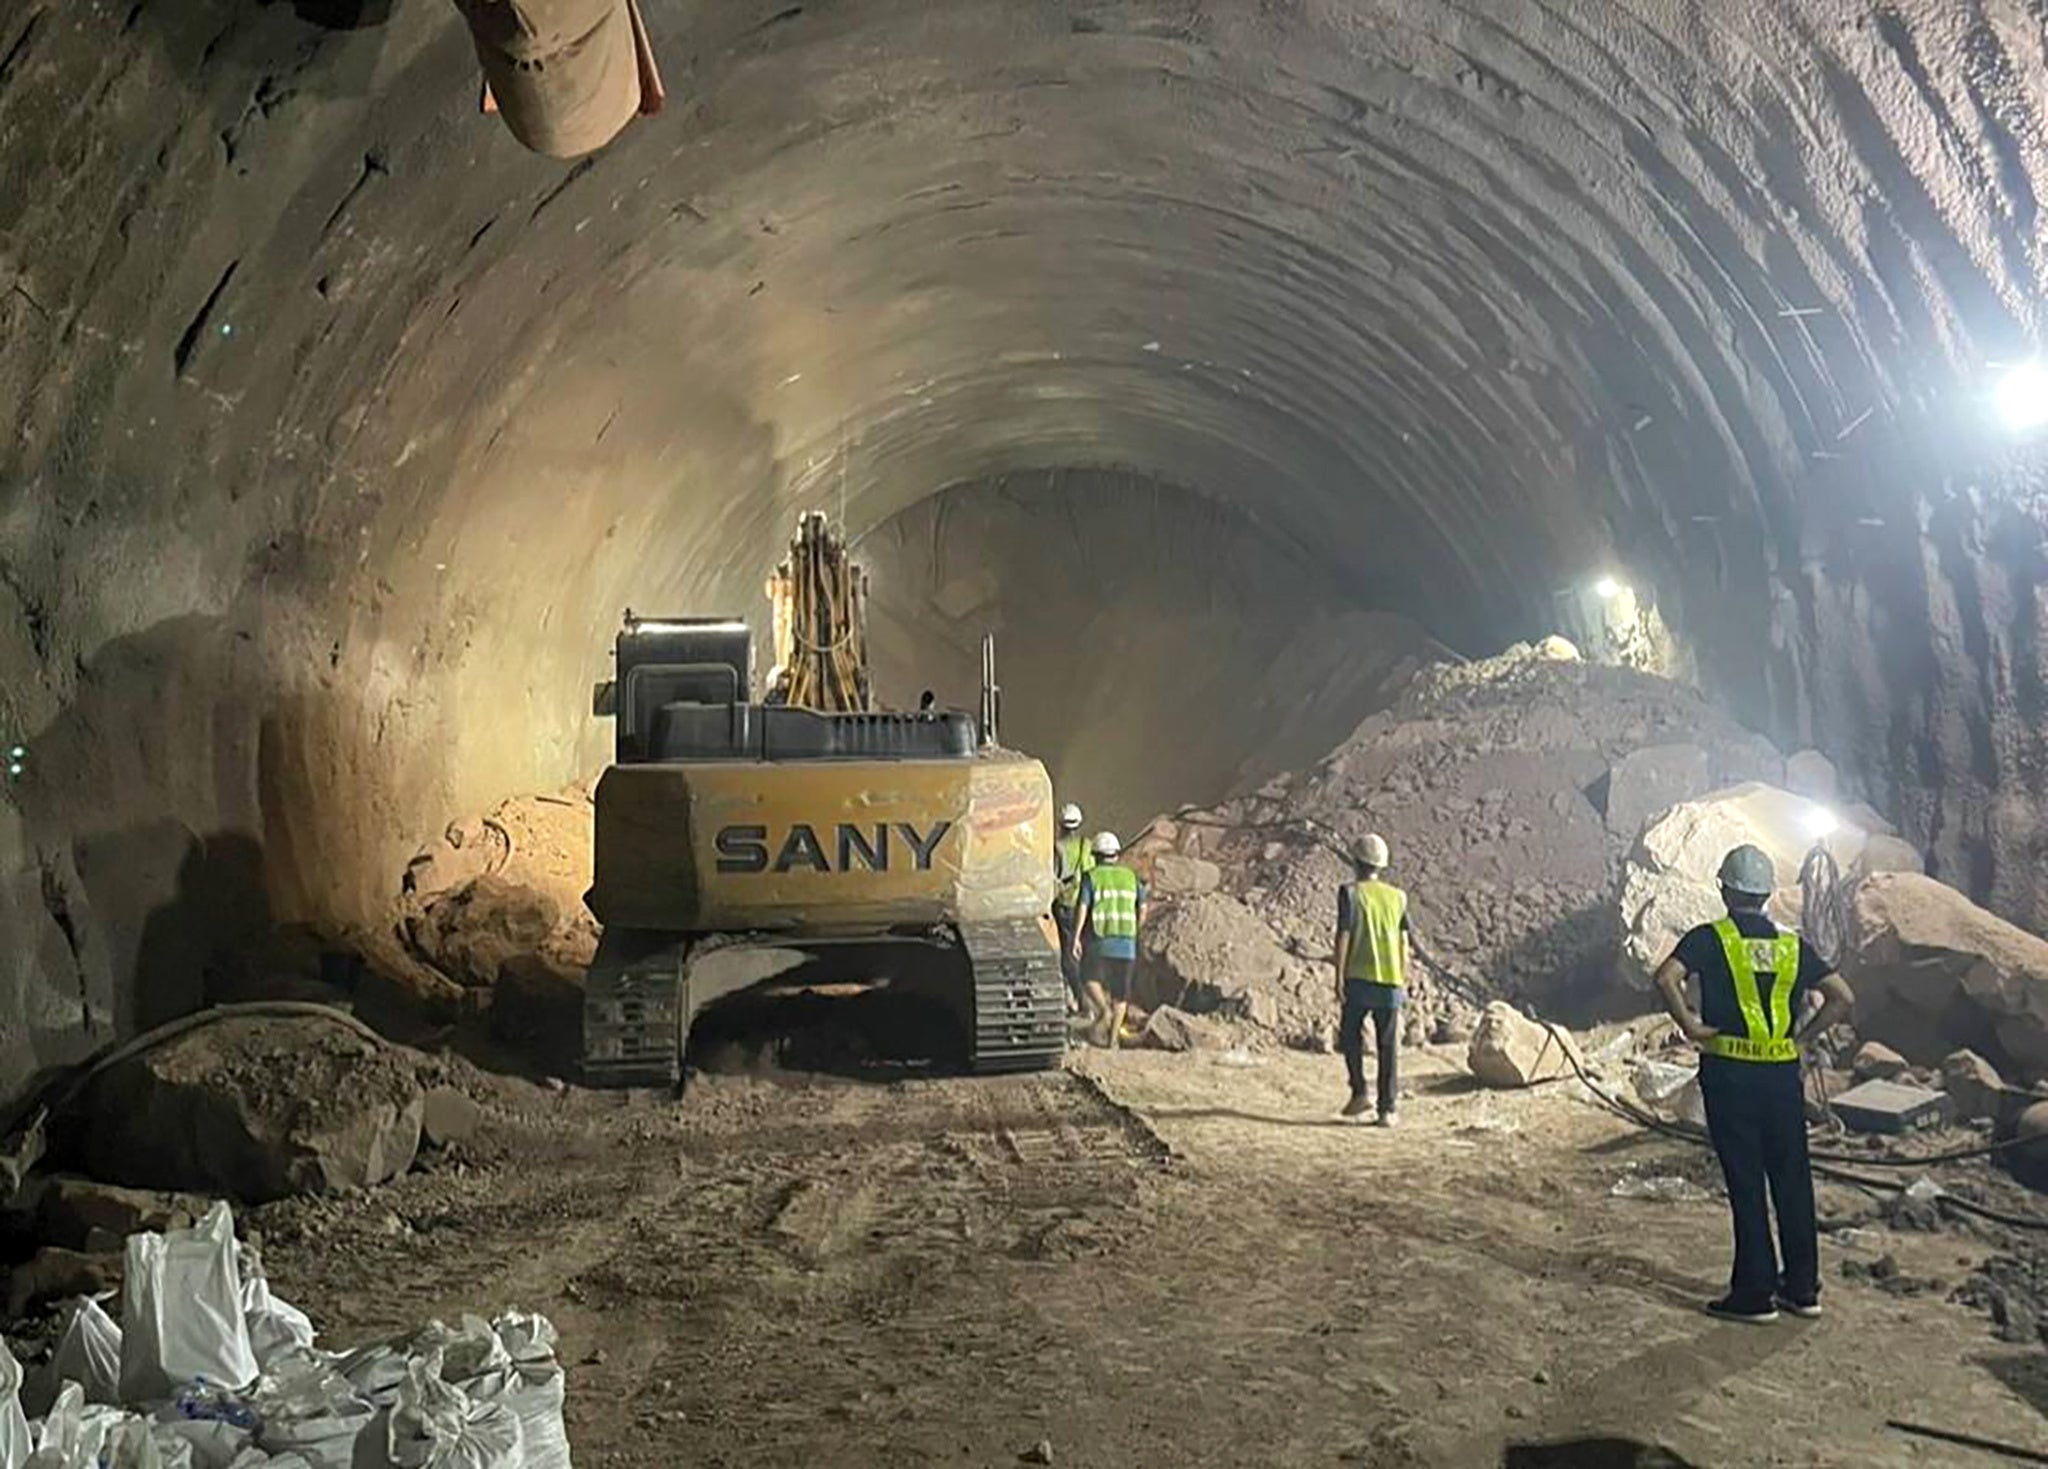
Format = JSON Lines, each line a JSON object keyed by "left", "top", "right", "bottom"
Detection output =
{"left": 5, "top": 0, "right": 2048, "bottom": 1101}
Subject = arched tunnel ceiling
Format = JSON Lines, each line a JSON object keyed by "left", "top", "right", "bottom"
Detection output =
{"left": 4, "top": 0, "right": 2048, "bottom": 1085}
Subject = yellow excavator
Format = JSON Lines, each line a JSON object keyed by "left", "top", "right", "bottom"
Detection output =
{"left": 580, "top": 513, "right": 1068, "bottom": 1086}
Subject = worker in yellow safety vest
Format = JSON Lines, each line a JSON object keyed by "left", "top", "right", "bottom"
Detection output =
{"left": 1070, "top": 831, "right": 1144, "bottom": 1048}
{"left": 1051, "top": 803, "right": 1095, "bottom": 1014}
{"left": 1654, "top": 843, "right": 1855, "bottom": 1324}
{"left": 1333, "top": 833, "right": 1410, "bottom": 1124}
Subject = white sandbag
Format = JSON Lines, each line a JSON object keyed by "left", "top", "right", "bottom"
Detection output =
{"left": 106, "top": 1417, "right": 194, "bottom": 1469}
{"left": 247, "top": 1351, "right": 372, "bottom": 1469}
{"left": 32, "top": 1299, "right": 122, "bottom": 1413}
{"left": 483, "top": 1365, "right": 564, "bottom": 1469}
{"left": 227, "top": 1451, "right": 314, "bottom": 1469}
{"left": 384, "top": 1356, "right": 520, "bottom": 1469}
{"left": 235, "top": 1243, "right": 315, "bottom": 1372}
{"left": 0, "top": 1338, "right": 30, "bottom": 1469}
{"left": 489, "top": 1315, "right": 553, "bottom": 1366}
{"left": 27, "top": 1382, "right": 127, "bottom": 1469}
{"left": 404, "top": 1321, "right": 506, "bottom": 1386}
{"left": 122, "top": 1203, "right": 258, "bottom": 1403}
{"left": 471, "top": 1315, "right": 566, "bottom": 1469}
{"left": 332, "top": 1346, "right": 406, "bottom": 1410}
{"left": 149, "top": 1416, "right": 252, "bottom": 1469}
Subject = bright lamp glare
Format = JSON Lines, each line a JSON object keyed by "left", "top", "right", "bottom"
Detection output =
{"left": 1593, "top": 577, "right": 1622, "bottom": 600}
{"left": 1802, "top": 805, "right": 1839, "bottom": 840}
{"left": 1995, "top": 362, "right": 2048, "bottom": 433}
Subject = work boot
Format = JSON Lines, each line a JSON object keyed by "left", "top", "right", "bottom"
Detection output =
{"left": 1377, "top": 1109, "right": 1399, "bottom": 1128}
{"left": 1340, "top": 1091, "right": 1372, "bottom": 1119}
{"left": 1705, "top": 1296, "right": 1780, "bottom": 1325}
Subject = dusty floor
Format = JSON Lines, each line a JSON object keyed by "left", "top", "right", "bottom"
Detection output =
{"left": 248, "top": 1048, "right": 2048, "bottom": 1468}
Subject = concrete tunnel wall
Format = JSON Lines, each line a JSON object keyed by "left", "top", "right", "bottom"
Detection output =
{"left": 3, "top": 0, "right": 2048, "bottom": 1095}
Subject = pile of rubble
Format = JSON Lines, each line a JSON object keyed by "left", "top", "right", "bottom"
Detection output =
{"left": 1123, "top": 638, "right": 1790, "bottom": 1045}
{"left": 0, "top": 1201, "right": 567, "bottom": 1468}
{"left": 384, "top": 784, "right": 599, "bottom": 1050}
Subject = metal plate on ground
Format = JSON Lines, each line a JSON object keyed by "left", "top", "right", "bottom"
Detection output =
{"left": 1831, "top": 1079, "right": 1952, "bottom": 1134}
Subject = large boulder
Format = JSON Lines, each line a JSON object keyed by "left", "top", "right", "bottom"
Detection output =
{"left": 77, "top": 1015, "right": 425, "bottom": 1203}
{"left": 1617, "top": 782, "right": 1918, "bottom": 985}
{"left": 1467, "top": 1003, "right": 1584, "bottom": 1088}
{"left": 1849, "top": 873, "right": 2048, "bottom": 1077}
{"left": 1602, "top": 743, "right": 1709, "bottom": 843}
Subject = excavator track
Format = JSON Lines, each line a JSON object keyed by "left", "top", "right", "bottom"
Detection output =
{"left": 961, "top": 918, "right": 1069, "bottom": 1074}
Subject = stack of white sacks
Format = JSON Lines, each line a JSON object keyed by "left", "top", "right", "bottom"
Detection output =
{"left": 0, "top": 1203, "right": 570, "bottom": 1468}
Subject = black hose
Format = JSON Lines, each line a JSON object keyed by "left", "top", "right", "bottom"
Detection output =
{"left": 1530, "top": 1018, "right": 2048, "bottom": 1231}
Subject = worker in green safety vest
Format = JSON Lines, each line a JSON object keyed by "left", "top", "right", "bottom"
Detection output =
{"left": 1654, "top": 843, "right": 1855, "bottom": 1325}
{"left": 1333, "top": 833, "right": 1410, "bottom": 1125}
{"left": 1070, "top": 831, "right": 1144, "bottom": 1048}
{"left": 1051, "top": 803, "right": 1095, "bottom": 1014}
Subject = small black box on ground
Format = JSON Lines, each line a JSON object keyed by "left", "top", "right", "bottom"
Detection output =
{"left": 1831, "top": 1080, "right": 1953, "bottom": 1135}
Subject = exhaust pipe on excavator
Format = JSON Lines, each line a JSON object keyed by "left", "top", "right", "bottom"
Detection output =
{"left": 979, "top": 633, "right": 1001, "bottom": 750}
{"left": 453, "top": 0, "right": 666, "bottom": 159}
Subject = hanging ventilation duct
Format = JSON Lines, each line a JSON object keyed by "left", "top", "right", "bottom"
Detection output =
{"left": 452, "top": 0, "right": 665, "bottom": 158}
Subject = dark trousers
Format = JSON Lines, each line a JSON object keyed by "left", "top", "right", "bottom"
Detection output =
{"left": 1053, "top": 907, "right": 1082, "bottom": 1007}
{"left": 1699, "top": 1058, "right": 1818, "bottom": 1308}
{"left": 1339, "top": 980, "right": 1400, "bottom": 1115}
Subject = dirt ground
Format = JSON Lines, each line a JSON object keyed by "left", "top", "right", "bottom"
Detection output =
{"left": 245, "top": 1048, "right": 2048, "bottom": 1468}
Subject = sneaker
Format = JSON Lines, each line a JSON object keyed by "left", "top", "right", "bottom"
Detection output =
{"left": 1377, "top": 1110, "right": 1399, "bottom": 1128}
{"left": 1340, "top": 1092, "right": 1373, "bottom": 1119}
{"left": 1775, "top": 1294, "right": 1822, "bottom": 1320}
{"left": 1705, "top": 1297, "right": 1780, "bottom": 1325}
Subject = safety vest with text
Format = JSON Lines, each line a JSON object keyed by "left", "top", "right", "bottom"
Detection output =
{"left": 1055, "top": 834, "right": 1095, "bottom": 911}
{"left": 1344, "top": 879, "right": 1408, "bottom": 986}
{"left": 1086, "top": 863, "right": 1140, "bottom": 942}
{"left": 1703, "top": 918, "right": 1801, "bottom": 1064}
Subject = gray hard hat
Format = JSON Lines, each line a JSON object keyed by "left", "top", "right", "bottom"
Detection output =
{"left": 1717, "top": 844, "right": 1775, "bottom": 898}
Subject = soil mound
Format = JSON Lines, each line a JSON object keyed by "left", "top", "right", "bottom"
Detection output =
{"left": 1127, "top": 641, "right": 1786, "bottom": 1041}
{"left": 75, "top": 1014, "right": 424, "bottom": 1202}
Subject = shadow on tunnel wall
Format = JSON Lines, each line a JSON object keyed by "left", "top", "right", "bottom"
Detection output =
{"left": 5, "top": 604, "right": 379, "bottom": 1092}
{"left": 108, "top": 0, "right": 398, "bottom": 112}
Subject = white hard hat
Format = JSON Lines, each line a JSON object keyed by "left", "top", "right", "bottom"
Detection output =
{"left": 1091, "top": 830, "right": 1122, "bottom": 859}
{"left": 1355, "top": 833, "right": 1391, "bottom": 869}
{"left": 1059, "top": 803, "right": 1083, "bottom": 830}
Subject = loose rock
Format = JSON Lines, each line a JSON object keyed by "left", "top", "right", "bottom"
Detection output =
{"left": 6, "top": 1247, "right": 122, "bottom": 1319}
{"left": 1467, "top": 1003, "right": 1583, "bottom": 1088}
{"left": 36, "top": 1177, "right": 212, "bottom": 1252}
{"left": 1850, "top": 1041, "right": 1909, "bottom": 1082}
{"left": 420, "top": 1087, "right": 486, "bottom": 1148}
{"left": 1139, "top": 1006, "right": 1227, "bottom": 1053}
{"left": 1940, "top": 1049, "right": 2007, "bottom": 1123}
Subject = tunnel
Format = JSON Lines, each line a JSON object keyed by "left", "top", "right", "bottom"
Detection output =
{"left": 4, "top": 0, "right": 2048, "bottom": 1097}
